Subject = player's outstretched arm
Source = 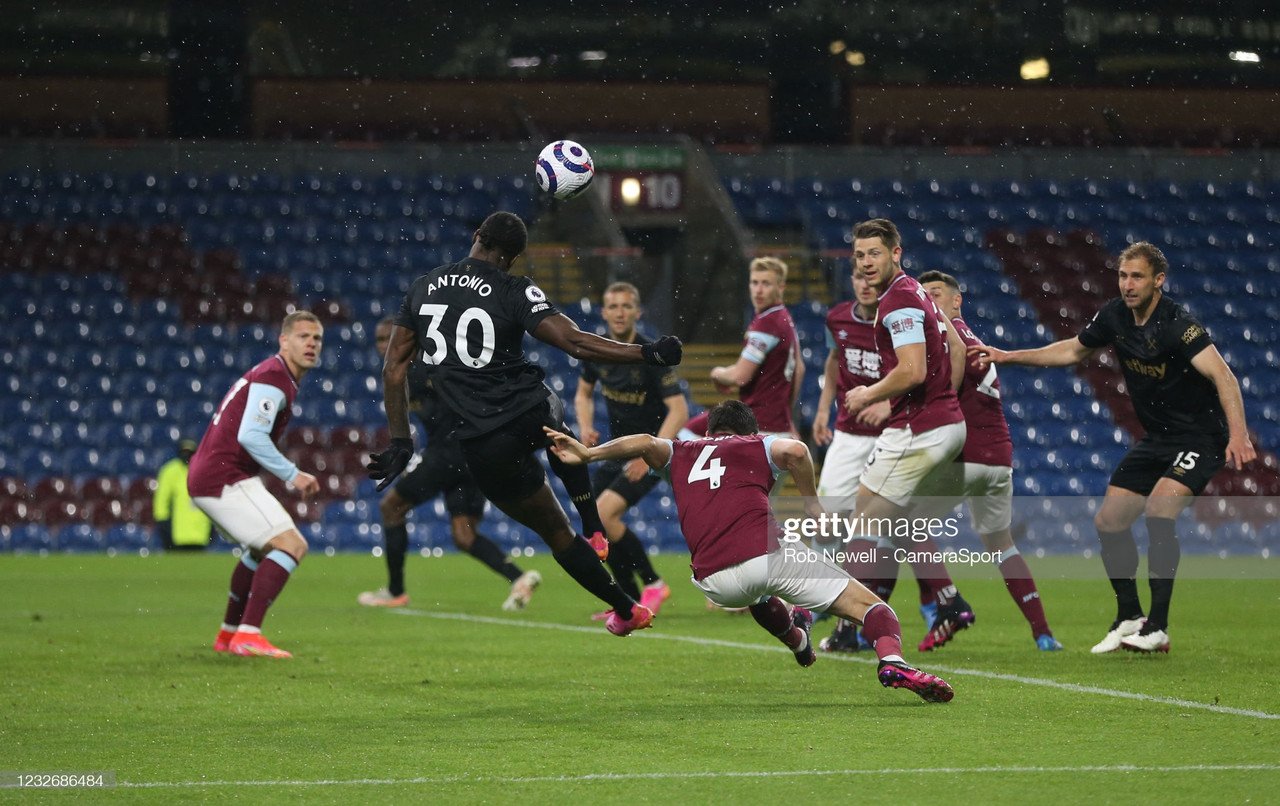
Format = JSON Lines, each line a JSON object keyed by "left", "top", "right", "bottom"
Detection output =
{"left": 710, "top": 356, "right": 759, "bottom": 389}
{"left": 544, "top": 426, "right": 673, "bottom": 471}
{"left": 968, "top": 337, "right": 1096, "bottom": 370}
{"left": 1190, "top": 345, "right": 1257, "bottom": 469}
{"left": 534, "top": 313, "right": 682, "bottom": 366}
{"left": 573, "top": 377, "right": 600, "bottom": 446}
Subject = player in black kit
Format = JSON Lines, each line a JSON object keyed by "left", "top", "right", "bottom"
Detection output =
{"left": 358, "top": 317, "right": 542, "bottom": 612}
{"left": 971, "top": 242, "right": 1255, "bottom": 654}
{"left": 574, "top": 282, "right": 689, "bottom": 619}
{"left": 369, "top": 211, "right": 684, "bottom": 636}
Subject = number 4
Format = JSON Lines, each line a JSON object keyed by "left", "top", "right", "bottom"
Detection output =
{"left": 688, "top": 445, "right": 726, "bottom": 489}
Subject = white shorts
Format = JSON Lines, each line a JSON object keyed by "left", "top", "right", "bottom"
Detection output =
{"left": 192, "top": 477, "right": 299, "bottom": 551}
{"left": 860, "top": 421, "right": 967, "bottom": 508}
{"left": 818, "top": 430, "right": 879, "bottom": 506}
{"left": 692, "top": 547, "right": 850, "bottom": 612}
{"left": 913, "top": 461, "right": 1014, "bottom": 535}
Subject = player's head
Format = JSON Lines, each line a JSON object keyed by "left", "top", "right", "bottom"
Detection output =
{"left": 177, "top": 437, "right": 197, "bottom": 462}
{"left": 852, "top": 218, "right": 902, "bottom": 292}
{"left": 473, "top": 211, "right": 528, "bottom": 270}
{"left": 375, "top": 316, "right": 395, "bottom": 356}
{"left": 852, "top": 266, "right": 878, "bottom": 313}
{"left": 918, "top": 270, "right": 962, "bottom": 319}
{"left": 279, "top": 310, "right": 324, "bottom": 375}
{"left": 706, "top": 400, "right": 759, "bottom": 436}
{"left": 748, "top": 256, "right": 787, "bottom": 312}
{"left": 602, "top": 282, "right": 642, "bottom": 340}
{"left": 1116, "top": 241, "right": 1167, "bottom": 311}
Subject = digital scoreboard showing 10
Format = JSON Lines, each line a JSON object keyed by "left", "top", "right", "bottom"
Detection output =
{"left": 599, "top": 171, "right": 684, "bottom": 211}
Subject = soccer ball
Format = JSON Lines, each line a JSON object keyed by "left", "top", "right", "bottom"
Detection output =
{"left": 535, "top": 140, "right": 595, "bottom": 200}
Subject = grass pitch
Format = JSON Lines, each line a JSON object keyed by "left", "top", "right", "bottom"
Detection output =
{"left": 2, "top": 552, "right": 1278, "bottom": 803}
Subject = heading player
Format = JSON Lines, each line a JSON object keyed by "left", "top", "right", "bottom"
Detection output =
{"left": 189, "top": 311, "right": 323, "bottom": 659}
{"left": 370, "top": 212, "right": 684, "bottom": 636}
{"left": 358, "top": 317, "right": 541, "bottom": 612}
{"left": 574, "top": 282, "right": 688, "bottom": 618}
{"left": 971, "top": 242, "right": 1254, "bottom": 653}
{"left": 546, "top": 400, "right": 954, "bottom": 703}
{"left": 918, "top": 270, "right": 1060, "bottom": 651}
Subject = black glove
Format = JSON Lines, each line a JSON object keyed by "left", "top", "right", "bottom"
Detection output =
{"left": 367, "top": 437, "right": 414, "bottom": 491}
{"left": 641, "top": 335, "right": 683, "bottom": 367}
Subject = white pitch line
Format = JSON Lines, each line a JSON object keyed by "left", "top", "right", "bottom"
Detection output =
{"left": 114, "top": 764, "right": 1280, "bottom": 789}
{"left": 396, "top": 608, "right": 1280, "bottom": 721}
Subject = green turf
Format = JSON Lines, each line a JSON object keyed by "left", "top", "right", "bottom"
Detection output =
{"left": 2, "top": 553, "right": 1278, "bottom": 803}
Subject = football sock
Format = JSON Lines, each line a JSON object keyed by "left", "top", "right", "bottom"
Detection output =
{"left": 384, "top": 523, "right": 408, "bottom": 597}
{"left": 1145, "top": 517, "right": 1180, "bottom": 632}
{"left": 917, "top": 576, "right": 933, "bottom": 607}
{"left": 870, "top": 538, "right": 901, "bottom": 601}
{"left": 620, "top": 529, "right": 661, "bottom": 585}
{"left": 546, "top": 448, "right": 606, "bottom": 537}
{"left": 1098, "top": 527, "right": 1143, "bottom": 621}
{"left": 859, "top": 602, "right": 904, "bottom": 662}
{"left": 749, "top": 596, "right": 806, "bottom": 652}
{"left": 240, "top": 549, "right": 299, "bottom": 630}
{"left": 901, "top": 535, "right": 955, "bottom": 605}
{"left": 841, "top": 538, "right": 879, "bottom": 587}
{"left": 222, "top": 555, "right": 258, "bottom": 628}
{"left": 467, "top": 533, "right": 524, "bottom": 583}
{"left": 553, "top": 535, "right": 634, "bottom": 619}
{"left": 997, "top": 547, "right": 1051, "bottom": 637}
{"left": 605, "top": 546, "right": 642, "bottom": 599}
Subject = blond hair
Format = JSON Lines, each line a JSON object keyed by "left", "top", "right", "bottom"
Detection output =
{"left": 603, "top": 281, "right": 641, "bottom": 304}
{"left": 282, "top": 310, "right": 321, "bottom": 333}
{"left": 749, "top": 256, "right": 788, "bottom": 283}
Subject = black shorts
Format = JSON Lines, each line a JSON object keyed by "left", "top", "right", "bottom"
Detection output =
{"left": 393, "top": 441, "right": 486, "bottom": 518}
{"left": 592, "top": 459, "right": 662, "bottom": 506}
{"left": 1109, "top": 433, "right": 1227, "bottom": 496}
{"left": 460, "top": 391, "right": 567, "bottom": 504}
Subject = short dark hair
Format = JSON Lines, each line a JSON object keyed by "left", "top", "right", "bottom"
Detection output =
{"left": 917, "top": 270, "right": 960, "bottom": 291}
{"left": 706, "top": 400, "right": 759, "bottom": 436}
{"left": 852, "top": 218, "right": 901, "bottom": 251}
{"left": 476, "top": 211, "right": 528, "bottom": 260}
{"left": 1118, "top": 241, "right": 1169, "bottom": 276}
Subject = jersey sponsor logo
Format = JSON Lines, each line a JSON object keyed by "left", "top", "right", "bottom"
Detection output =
{"left": 890, "top": 317, "right": 915, "bottom": 334}
{"left": 1181, "top": 323, "right": 1206, "bottom": 344}
{"left": 842, "top": 347, "right": 882, "bottom": 378}
{"left": 602, "top": 386, "right": 649, "bottom": 406}
{"left": 525, "top": 285, "right": 547, "bottom": 303}
{"left": 425, "top": 273, "right": 493, "bottom": 297}
{"left": 1123, "top": 358, "right": 1167, "bottom": 380}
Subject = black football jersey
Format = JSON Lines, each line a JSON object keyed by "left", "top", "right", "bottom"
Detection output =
{"left": 581, "top": 333, "right": 685, "bottom": 438}
{"left": 1078, "top": 295, "right": 1227, "bottom": 437}
{"left": 405, "top": 360, "right": 460, "bottom": 445}
{"left": 396, "top": 257, "right": 559, "bottom": 439}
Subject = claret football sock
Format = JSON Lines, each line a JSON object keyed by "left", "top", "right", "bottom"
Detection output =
{"left": 859, "top": 602, "right": 905, "bottom": 662}
{"left": 384, "top": 523, "right": 408, "bottom": 597}
{"left": 749, "top": 596, "right": 806, "bottom": 651}
{"left": 240, "top": 549, "right": 299, "bottom": 630}
{"left": 1099, "top": 528, "right": 1143, "bottom": 621}
{"left": 997, "top": 547, "right": 1051, "bottom": 637}
{"left": 554, "top": 535, "right": 635, "bottom": 619}
{"left": 222, "top": 554, "right": 258, "bottom": 628}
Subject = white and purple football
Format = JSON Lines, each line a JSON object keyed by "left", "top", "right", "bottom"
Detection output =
{"left": 535, "top": 140, "right": 595, "bottom": 200}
